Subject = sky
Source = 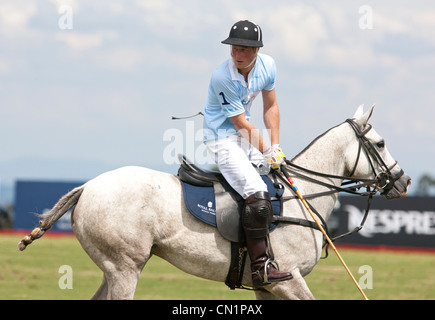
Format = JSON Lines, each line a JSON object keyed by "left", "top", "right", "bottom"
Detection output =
{"left": 0, "top": 0, "right": 434, "bottom": 204}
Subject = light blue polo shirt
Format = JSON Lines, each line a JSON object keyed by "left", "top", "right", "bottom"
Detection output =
{"left": 203, "top": 53, "right": 276, "bottom": 141}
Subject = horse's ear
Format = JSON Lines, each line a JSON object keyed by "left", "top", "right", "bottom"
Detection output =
{"left": 352, "top": 104, "right": 365, "bottom": 119}
{"left": 354, "top": 104, "right": 375, "bottom": 127}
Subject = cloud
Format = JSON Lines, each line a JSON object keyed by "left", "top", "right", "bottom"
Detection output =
{"left": 0, "top": 0, "right": 433, "bottom": 185}
{"left": 0, "top": 2, "right": 37, "bottom": 29}
{"left": 249, "top": 2, "right": 435, "bottom": 72}
{"left": 0, "top": 56, "right": 13, "bottom": 74}
{"left": 55, "top": 30, "right": 118, "bottom": 51}
{"left": 92, "top": 46, "right": 144, "bottom": 71}
{"left": 136, "top": 0, "right": 199, "bottom": 41}
{"left": 262, "top": 4, "right": 329, "bottom": 63}
{"left": 136, "top": 0, "right": 222, "bottom": 39}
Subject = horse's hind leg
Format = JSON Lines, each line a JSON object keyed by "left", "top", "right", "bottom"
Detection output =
{"left": 97, "top": 249, "right": 152, "bottom": 300}
{"left": 78, "top": 233, "right": 152, "bottom": 300}
{"left": 104, "top": 267, "right": 142, "bottom": 300}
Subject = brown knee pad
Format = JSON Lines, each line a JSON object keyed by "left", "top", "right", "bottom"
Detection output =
{"left": 241, "top": 191, "right": 273, "bottom": 238}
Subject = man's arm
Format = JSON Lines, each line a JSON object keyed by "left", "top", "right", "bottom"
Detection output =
{"left": 231, "top": 113, "right": 268, "bottom": 153}
{"left": 262, "top": 88, "right": 280, "bottom": 146}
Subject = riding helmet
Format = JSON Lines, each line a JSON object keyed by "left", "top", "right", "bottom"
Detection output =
{"left": 221, "top": 20, "right": 263, "bottom": 47}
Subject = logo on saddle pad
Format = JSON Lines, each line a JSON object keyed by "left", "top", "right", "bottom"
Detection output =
{"left": 197, "top": 201, "right": 216, "bottom": 215}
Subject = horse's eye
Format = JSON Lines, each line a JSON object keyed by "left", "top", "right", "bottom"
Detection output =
{"left": 376, "top": 140, "right": 385, "bottom": 149}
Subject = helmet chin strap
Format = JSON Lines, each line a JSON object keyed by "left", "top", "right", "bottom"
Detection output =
{"left": 241, "top": 54, "right": 257, "bottom": 69}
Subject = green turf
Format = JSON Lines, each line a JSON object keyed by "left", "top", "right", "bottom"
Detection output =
{"left": 1, "top": 234, "right": 433, "bottom": 300}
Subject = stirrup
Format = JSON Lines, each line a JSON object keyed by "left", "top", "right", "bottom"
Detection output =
{"left": 263, "top": 258, "right": 279, "bottom": 283}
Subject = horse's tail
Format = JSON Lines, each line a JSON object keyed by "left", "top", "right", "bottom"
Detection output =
{"left": 18, "top": 185, "right": 84, "bottom": 251}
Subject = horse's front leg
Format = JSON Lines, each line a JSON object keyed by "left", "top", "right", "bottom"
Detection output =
{"left": 266, "top": 268, "right": 315, "bottom": 300}
{"left": 254, "top": 289, "right": 280, "bottom": 300}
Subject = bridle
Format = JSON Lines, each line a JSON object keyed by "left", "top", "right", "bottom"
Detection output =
{"left": 344, "top": 118, "right": 403, "bottom": 195}
{"left": 279, "top": 118, "right": 403, "bottom": 199}
{"left": 272, "top": 118, "right": 404, "bottom": 253}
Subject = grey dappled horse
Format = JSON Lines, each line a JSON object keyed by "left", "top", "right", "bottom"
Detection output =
{"left": 19, "top": 105, "right": 411, "bottom": 299}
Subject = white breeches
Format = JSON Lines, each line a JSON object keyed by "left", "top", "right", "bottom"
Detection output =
{"left": 205, "top": 133, "right": 269, "bottom": 199}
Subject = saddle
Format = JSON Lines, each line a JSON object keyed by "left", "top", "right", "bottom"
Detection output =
{"left": 177, "top": 155, "right": 284, "bottom": 243}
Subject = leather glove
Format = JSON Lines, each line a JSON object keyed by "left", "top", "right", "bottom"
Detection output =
{"left": 263, "top": 144, "right": 286, "bottom": 169}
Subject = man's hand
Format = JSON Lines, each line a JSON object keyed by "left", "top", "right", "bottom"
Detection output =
{"left": 263, "top": 144, "right": 286, "bottom": 169}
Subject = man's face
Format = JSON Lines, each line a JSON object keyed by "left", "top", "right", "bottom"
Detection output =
{"left": 231, "top": 45, "right": 257, "bottom": 69}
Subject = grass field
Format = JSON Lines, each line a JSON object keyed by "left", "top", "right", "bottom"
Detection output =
{"left": 1, "top": 233, "right": 434, "bottom": 300}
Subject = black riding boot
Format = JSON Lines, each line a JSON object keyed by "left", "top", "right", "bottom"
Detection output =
{"left": 242, "top": 191, "right": 293, "bottom": 287}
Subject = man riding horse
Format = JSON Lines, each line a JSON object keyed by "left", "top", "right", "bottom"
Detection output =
{"left": 203, "top": 20, "right": 293, "bottom": 287}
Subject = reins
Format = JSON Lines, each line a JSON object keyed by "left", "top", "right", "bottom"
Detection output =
{"left": 271, "top": 118, "right": 398, "bottom": 257}
{"left": 272, "top": 166, "right": 376, "bottom": 259}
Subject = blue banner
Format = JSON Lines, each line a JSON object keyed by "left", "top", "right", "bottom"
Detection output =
{"left": 14, "top": 180, "right": 84, "bottom": 232}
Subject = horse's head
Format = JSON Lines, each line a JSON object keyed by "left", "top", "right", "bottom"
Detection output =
{"left": 344, "top": 104, "right": 411, "bottom": 200}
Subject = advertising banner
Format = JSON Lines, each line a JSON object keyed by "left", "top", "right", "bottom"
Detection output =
{"left": 332, "top": 196, "right": 435, "bottom": 249}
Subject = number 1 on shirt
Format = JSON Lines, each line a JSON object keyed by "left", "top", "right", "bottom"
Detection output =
{"left": 219, "top": 92, "right": 230, "bottom": 105}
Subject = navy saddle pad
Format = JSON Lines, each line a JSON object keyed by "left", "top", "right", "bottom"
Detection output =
{"left": 181, "top": 175, "right": 283, "bottom": 229}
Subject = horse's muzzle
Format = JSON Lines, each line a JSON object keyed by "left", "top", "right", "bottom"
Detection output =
{"left": 382, "top": 168, "right": 411, "bottom": 200}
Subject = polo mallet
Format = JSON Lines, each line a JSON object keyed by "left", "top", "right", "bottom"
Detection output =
{"left": 280, "top": 165, "right": 369, "bottom": 300}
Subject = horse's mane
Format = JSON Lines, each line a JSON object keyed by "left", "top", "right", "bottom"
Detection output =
{"left": 290, "top": 123, "right": 342, "bottom": 163}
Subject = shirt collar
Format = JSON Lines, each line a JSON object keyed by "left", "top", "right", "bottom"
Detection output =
{"left": 228, "top": 58, "right": 243, "bottom": 82}
{"left": 228, "top": 57, "right": 258, "bottom": 88}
